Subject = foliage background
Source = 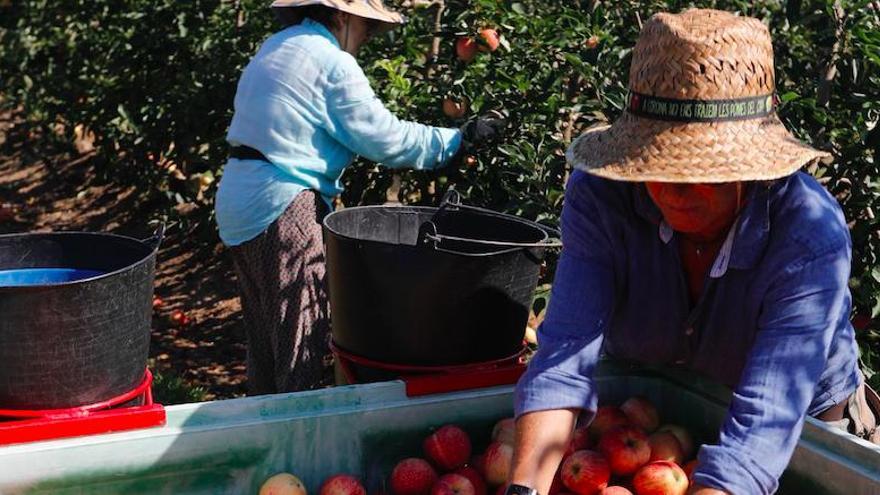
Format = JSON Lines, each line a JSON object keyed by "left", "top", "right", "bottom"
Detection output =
{"left": 1, "top": 0, "right": 878, "bottom": 386}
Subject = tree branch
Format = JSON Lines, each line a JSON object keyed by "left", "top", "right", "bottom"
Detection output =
{"left": 818, "top": 0, "right": 846, "bottom": 108}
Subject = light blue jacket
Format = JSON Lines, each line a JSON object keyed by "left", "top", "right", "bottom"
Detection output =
{"left": 215, "top": 19, "right": 462, "bottom": 246}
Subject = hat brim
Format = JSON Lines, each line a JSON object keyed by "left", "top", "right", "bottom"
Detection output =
{"left": 270, "top": 0, "right": 405, "bottom": 27}
{"left": 566, "top": 112, "right": 831, "bottom": 183}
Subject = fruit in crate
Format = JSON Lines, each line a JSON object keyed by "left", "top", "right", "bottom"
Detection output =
{"left": 391, "top": 458, "right": 439, "bottom": 495}
{"left": 597, "top": 426, "right": 650, "bottom": 476}
{"left": 599, "top": 487, "right": 633, "bottom": 495}
{"left": 655, "top": 424, "right": 694, "bottom": 460}
{"left": 588, "top": 407, "right": 630, "bottom": 440}
{"left": 320, "top": 474, "right": 367, "bottom": 495}
{"left": 491, "top": 417, "right": 516, "bottom": 446}
{"left": 682, "top": 460, "right": 698, "bottom": 483}
{"left": 620, "top": 397, "right": 659, "bottom": 433}
{"left": 565, "top": 426, "right": 591, "bottom": 455}
{"left": 560, "top": 450, "right": 610, "bottom": 495}
{"left": 631, "top": 461, "right": 688, "bottom": 495}
{"left": 482, "top": 441, "right": 514, "bottom": 486}
{"left": 646, "top": 431, "right": 684, "bottom": 464}
{"left": 454, "top": 466, "right": 487, "bottom": 495}
{"left": 260, "top": 473, "right": 307, "bottom": 495}
{"left": 432, "top": 473, "right": 476, "bottom": 495}
{"left": 424, "top": 425, "right": 472, "bottom": 470}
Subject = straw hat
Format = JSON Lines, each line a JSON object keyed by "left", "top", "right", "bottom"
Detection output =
{"left": 270, "top": 0, "right": 405, "bottom": 28}
{"left": 567, "top": 9, "right": 831, "bottom": 183}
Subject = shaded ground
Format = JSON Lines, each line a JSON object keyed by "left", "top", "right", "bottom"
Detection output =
{"left": 0, "top": 110, "right": 248, "bottom": 400}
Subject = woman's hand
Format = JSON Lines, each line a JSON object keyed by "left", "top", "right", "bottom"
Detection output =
{"left": 687, "top": 484, "right": 729, "bottom": 495}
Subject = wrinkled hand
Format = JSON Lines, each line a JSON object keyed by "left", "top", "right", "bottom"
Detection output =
{"left": 687, "top": 485, "right": 729, "bottom": 495}
{"left": 460, "top": 116, "right": 507, "bottom": 151}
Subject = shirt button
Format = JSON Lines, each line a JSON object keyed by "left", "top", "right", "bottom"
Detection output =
{"left": 685, "top": 327, "right": 695, "bottom": 336}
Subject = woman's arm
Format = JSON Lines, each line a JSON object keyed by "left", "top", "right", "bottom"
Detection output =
{"left": 510, "top": 409, "right": 579, "bottom": 495}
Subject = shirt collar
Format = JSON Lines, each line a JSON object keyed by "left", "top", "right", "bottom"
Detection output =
{"left": 632, "top": 181, "right": 772, "bottom": 276}
{"left": 300, "top": 18, "right": 342, "bottom": 49}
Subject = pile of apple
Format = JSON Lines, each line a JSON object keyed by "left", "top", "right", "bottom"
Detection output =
{"left": 259, "top": 396, "right": 697, "bottom": 495}
{"left": 553, "top": 396, "right": 698, "bottom": 495}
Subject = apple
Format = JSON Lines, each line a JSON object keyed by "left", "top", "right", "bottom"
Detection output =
{"left": 478, "top": 28, "right": 500, "bottom": 52}
{"left": 620, "top": 397, "right": 659, "bottom": 433}
{"left": 170, "top": 309, "right": 189, "bottom": 327}
{"left": 494, "top": 486, "right": 505, "bottom": 495}
{"left": 456, "top": 37, "right": 478, "bottom": 62}
{"left": 682, "top": 460, "right": 698, "bottom": 484}
{"left": 632, "top": 461, "right": 688, "bottom": 495}
{"left": 491, "top": 418, "right": 516, "bottom": 446}
{"left": 655, "top": 425, "right": 695, "bottom": 460}
{"left": 425, "top": 425, "right": 472, "bottom": 471}
{"left": 599, "top": 487, "right": 632, "bottom": 495}
{"left": 260, "top": 473, "right": 307, "bottom": 495}
{"left": 482, "top": 441, "right": 514, "bottom": 486}
{"left": 597, "top": 426, "right": 651, "bottom": 476}
{"left": 464, "top": 155, "right": 478, "bottom": 168}
{"left": 646, "top": 431, "right": 684, "bottom": 464}
{"left": 560, "top": 450, "right": 610, "bottom": 495}
{"left": 152, "top": 296, "right": 164, "bottom": 309}
{"left": 584, "top": 36, "right": 600, "bottom": 49}
{"left": 589, "top": 407, "right": 630, "bottom": 441}
{"left": 321, "top": 475, "right": 366, "bottom": 495}
{"left": 432, "top": 474, "right": 476, "bottom": 495}
{"left": 391, "top": 458, "right": 439, "bottom": 495}
{"left": 454, "top": 466, "right": 487, "bottom": 495}
{"left": 442, "top": 97, "right": 469, "bottom": 119}
{"left": 565, "top": 426, "right": 592, "bottom": 456}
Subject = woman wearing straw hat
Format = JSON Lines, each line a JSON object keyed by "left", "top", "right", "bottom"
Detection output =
{"left": 508, "top": 9, "right": 879, "bottom": 495}
{"left": 215, "top": 0, "right": 504, "bottom": 394}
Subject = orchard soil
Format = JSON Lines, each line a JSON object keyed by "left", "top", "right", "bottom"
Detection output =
{"left": 0, "top": 109, "right": 337, "bottom": 401}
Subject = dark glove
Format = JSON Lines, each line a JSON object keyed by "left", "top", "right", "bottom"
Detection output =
{"left": 460, "top": 116, "right": 507, "bottom": 152}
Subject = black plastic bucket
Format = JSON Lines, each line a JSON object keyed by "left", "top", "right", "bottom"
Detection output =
{"left": 323, "top": 195, "right": 557, "bottom": 366}
{"left": 0, "top": 227, "right": 163, "bottom": 410}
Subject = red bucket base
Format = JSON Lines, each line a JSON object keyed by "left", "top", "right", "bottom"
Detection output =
{"left": 331, "top": 341, "right": 528, "bottom": 397}
{"left": 0, "top": 369, "right": 166, "bottom": 446}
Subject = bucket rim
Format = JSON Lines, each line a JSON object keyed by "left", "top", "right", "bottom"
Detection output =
{"left": 323, "top": 204, "right": 551, "bottom": 257}
{"left": 0, "top": 230, "right": 159, "bottom": 292}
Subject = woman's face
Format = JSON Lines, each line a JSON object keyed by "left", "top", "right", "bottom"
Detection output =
{"left": 645, "top": 182, "right": 743, "bottom": 238}
{"left": 335, "top": 13, "right": 378, "bottom": 55}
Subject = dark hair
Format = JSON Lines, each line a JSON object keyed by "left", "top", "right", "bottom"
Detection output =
{"left": 274, "top": 6, "right": 340, "bottom": 29}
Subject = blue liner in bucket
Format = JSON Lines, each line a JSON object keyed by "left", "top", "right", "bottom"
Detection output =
{"left": 0, "top": 268, "right": 106, "bottom": 286}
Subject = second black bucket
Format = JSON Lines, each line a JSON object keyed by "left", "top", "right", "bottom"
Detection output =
{"left": 323, "top": 195, "right": 556, "bottom": 366}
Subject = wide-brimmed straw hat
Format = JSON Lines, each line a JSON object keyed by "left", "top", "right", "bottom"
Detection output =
{"left": 270, "top": 0, "right": 405, "bottom": 30}
{"left": 567, "top": 9, "right": 831, "bottom": 183}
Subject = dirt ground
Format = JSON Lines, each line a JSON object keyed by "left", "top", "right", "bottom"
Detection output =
{"left": 0, "top": 110, "right": 248, "bottom": 400}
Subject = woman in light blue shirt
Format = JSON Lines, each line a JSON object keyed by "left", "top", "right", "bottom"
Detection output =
{"left": 215, "top": 0, "right": 503, "bottom": 394}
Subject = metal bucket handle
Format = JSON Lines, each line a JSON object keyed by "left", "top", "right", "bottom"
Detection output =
{"left": 140, "top": 222, "right": 166, "bottom": 252}
{"left": 419, "top": 190, "right": 562, "bottom": 252}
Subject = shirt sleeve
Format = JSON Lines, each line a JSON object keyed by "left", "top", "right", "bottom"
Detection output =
{"left": 323, "top": 57, "right": 461, "bottom": 170}
{"left": 514, "top": 172, "right": 618, "bottom": 422}
{"left": 693, "top": 246, "right": 852, "bottom": 495}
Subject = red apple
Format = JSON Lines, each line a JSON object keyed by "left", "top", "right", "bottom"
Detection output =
{"left": 584, "top": 36, "right": 600, "bottom": 50}
{"left": 464, "top": 155, "right": 477, "bottom": 168}
{"left": 597, "top": 426, "right": 651, "bottom": 476}
{"left": 491, "top": 418, "right": 516, "bottom": 445}
{"left": 442, "top": 97, "right": 469, "bottom": 119}
{"left": 646, "top": 431, "right": 684, "bottom": 465}
{"left": 454, "top": 466, "right": 487, "bottom": 495}
{"left": 620, "top": 397, "right": 659, "bottom": 433}
{"left": 560, "top": 450, "right": 610, "bottom": 495}
{"left": 170, "top": 309, "right": 189, "bottom": 327}
{"left": 478, "top": 28, "right": 500, "bottom": 52}
{"left": 152, "top": 296, "right": 164, "bottom": 309}
{"left": 599, "top": 487, "right": 632, "bottom": 495}
{"left": 321, "top": 475, "right": 367, "bottom": 495}
{"left": 655, "top": 425, "right": 695, "bottom": 460}
{"left": 432, "top": 474, "right": 476, "bottom": 495}
{"left": 456, "top": 37, "right": 478, "bottom": 62}
{"left": 260, "top": 473, "right": 307, "bottom": 495}
{"left": 632, "top": 461, "right": 688, "bottom": 495}
{"left": 566, "top": 426, "right": 592, "bottom": 456}
{"left": 392, "top": 458, "right": 439, "bottom": 495}
{"left": 494, "top": 486, "right": 505, "bottom": 495}
{"left": 482, "top": 441, "right": 514, "bottom": 486}
{"left": 589, "top": 407, "right": 630, "bottom": 441}
{"left": 425, "top": 425, "right": 472, "bottom": 471}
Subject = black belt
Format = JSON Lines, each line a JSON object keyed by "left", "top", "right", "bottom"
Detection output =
{"left": 229, "top": 145, "right": 269, "bottom": 162}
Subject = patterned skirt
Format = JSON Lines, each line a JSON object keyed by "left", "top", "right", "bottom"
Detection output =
{"left": 230, "top": 190, "right": 331, "bottom": 394}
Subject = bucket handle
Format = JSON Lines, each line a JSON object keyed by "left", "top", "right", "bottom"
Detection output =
{"left": 140, "top": 222, "right": 166, "bottom": 252}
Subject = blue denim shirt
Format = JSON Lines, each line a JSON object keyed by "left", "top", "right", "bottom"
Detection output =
{"left": 515, "top": 170, "right": 861, "bottom": 495}
{"left": 215, "top": 19, "right": 462, "bottom": 246}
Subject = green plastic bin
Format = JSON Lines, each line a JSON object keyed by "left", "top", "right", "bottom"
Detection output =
{"left": 0, "top": 363, "right": 877, "bottom": 494}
